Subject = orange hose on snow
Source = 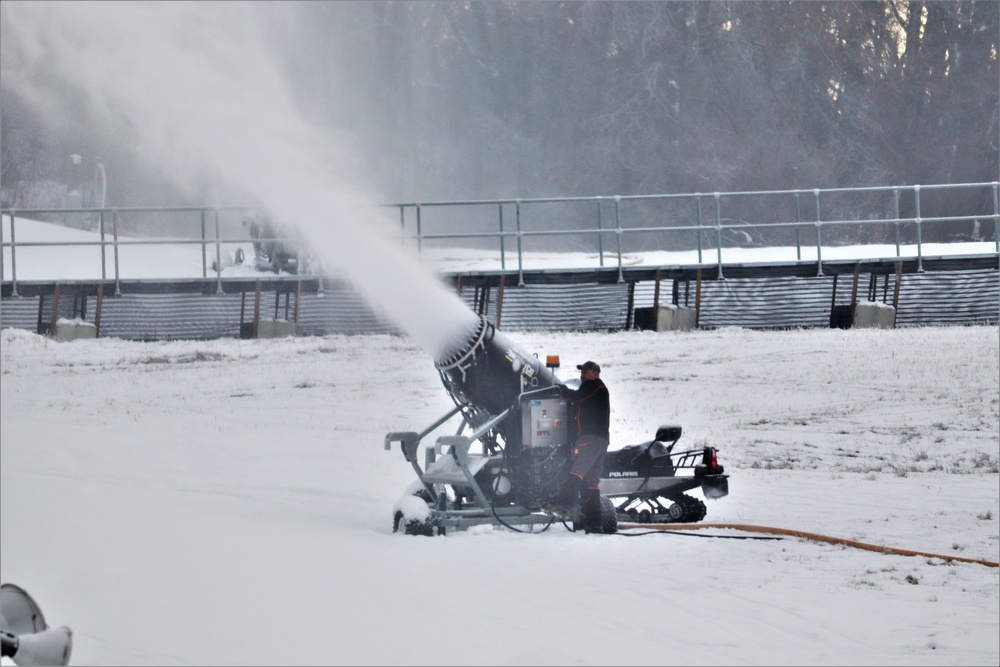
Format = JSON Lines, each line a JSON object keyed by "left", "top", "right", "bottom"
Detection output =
{"left": 618, "top": 522, "right": 1000, "bottom": 568}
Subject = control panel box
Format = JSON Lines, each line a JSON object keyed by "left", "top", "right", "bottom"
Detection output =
{"left": 522, "top": 398, "right": 568, "bottom": 448}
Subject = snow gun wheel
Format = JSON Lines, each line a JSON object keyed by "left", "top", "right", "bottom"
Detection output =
{"left": 391, "top": 492, "right": 441, "bottom": 536}
{"left": 393, "top": 511, "right": 438, "bottom": 537}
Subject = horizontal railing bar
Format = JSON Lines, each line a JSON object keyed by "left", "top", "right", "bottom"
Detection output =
{"left": 4, "top": 214, "right": 994, "bottom": 249}
{"left": 396, "top": 214, "right": 999, "bottom": 243}
{"left": 383, "top": 182, "right": 1000, "bottom": 208}
{"left": 6, "top": 183, "right": 998, "bottom": 216}
{"left": 0, "top": 206, "right": 253, "bottom": 215}
{"left": 0, "top": 238, "right": 260, "bottom": 248}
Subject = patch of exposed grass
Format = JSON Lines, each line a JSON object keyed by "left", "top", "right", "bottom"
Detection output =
{"left": 175, "top": 351, "right": 227, "bottom": 363}
{"left": 750, "top": 459, "right": 796, "bottom": 470}
{"left": 139, "top": 355, "right": 172, "bottom": 365}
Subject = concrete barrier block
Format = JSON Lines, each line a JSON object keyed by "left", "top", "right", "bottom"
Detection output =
{"left": 656, "top": 305, "right": 696, "bottom": 331}
{"left": 255, "top": 320, "right": 297, "bottom": 338}
{"left": 52, "top": 318, "right": 98, "bottom": 341}
{"left": 635, "top": 306, "right": 696, "bottom": 331}
{"left": 853, "top": 301, "right": 896, "bottom": 328}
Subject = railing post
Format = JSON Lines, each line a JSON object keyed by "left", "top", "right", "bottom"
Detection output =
{"left": 252, "top": 280, "right": 261, "bottom": 339}
{"left": 397, "top": 205, "right": 406, "bottom": 249}
{"left": 614, "top": 196, "right": 624, "bottom": 283}
{"left": 992, "top": 182, "right": 999, "bottom": 254}
{"left": 596, "top": 198, "right": 605, "bottom": 267}
{"left": 415, "top": 204, "right": 423, "bottom": 258}
{"left": 112, "top": 208, "right": 122, "bottom": 296}
{"left": 914, "top": 184, "right": 923, "bottom": 273}
{"left": 99, "top": 210, "right": 107, "bottom": 280}
{"left": 7, "top": 209, "right": 17, "bottom": 297}
{"left": 714, "top": 193, "right": 724, "bottom": 280}
{"left": 201, "top": 209, "right": 208, "bottom": 278}
{"left": 893, "top": 188, "right": 901, "bottom": 257}
{"left": 215, "top": 209, "right": 224, "bottom": 294}
{"left": 95, "top": 283, "right": 104, "bottom": 337}
{"left": 695, "top": 196, "right": 703, "bottom": 264}
{"left": 498, "top": 203, "right": 506, "bottom": 271}
{"left": 515, "top": 200, "right": 524, "bottom": 286}
{"left": 814, "top": 189, "right": 824, "bottom": 277}
{"left": 794, "top": 193, "right": 802, "bottom": 261}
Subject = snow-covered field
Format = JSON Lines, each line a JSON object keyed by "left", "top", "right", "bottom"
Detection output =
{"left": 2, "top": 323, "right": 998, "bottom": 666}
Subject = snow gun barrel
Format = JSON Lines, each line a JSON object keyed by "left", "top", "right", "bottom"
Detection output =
{"left": 434, "top": 315, "right": 560, "bottom": 418}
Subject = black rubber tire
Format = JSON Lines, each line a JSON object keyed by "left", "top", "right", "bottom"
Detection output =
{"left": 405, "top": 517, "right": 436, "bottom": 536}
{"left": 680, "top": 495, "right": 707, "bottom": 523}
{"left": 598, "top": 496, "right": 618, "bottom": 534}
{"left": 393, "top": 510, "right": 437, "bottom": 536}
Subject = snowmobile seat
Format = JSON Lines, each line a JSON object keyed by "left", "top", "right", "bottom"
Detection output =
{"left": 613, "top": 444, "right": 646, "bottom": 466}
{"left": 647, "top": 441, "right": 673, "bottom": 459}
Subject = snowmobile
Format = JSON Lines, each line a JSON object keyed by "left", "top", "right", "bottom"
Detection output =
{"left": 385, "top": 315, "right": 729, "bottom": 535}
{"left": 600, "top": 423, "right": 729, "bottom": 524}
{"left": 242, "top": 215, "right": 312, "bottom": 275}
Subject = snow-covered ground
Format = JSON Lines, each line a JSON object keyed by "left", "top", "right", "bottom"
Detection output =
{"left": 2, "top": 318, "right": 998, "bottom": 666}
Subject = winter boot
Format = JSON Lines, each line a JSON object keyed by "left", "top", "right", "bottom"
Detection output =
{"left": 543, "top": 473, "right": 583, "bottom": 517}
{"left": 579, "top": 488, "right": 603, "bottom": 533}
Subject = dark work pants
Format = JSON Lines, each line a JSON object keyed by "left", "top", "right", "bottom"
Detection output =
{"left": 567, "top": 434, "right": 610, "bottom": 490}
{"left": 564, "top": 434, "right": 609, "bottom": 527}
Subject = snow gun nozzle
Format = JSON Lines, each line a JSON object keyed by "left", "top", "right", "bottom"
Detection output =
{"left": 432, "top": 315, "right": 560, "bottom": 417}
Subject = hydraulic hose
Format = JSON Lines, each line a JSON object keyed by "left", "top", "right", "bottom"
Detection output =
{"left": 618, "top": 522, "right": 1000, "bottom": 568}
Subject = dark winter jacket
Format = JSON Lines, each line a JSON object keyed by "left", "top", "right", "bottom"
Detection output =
{"left": 559, "top": 379, "right": 610, "bottom": 440}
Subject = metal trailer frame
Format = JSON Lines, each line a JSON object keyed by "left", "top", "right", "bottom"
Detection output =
{"left": 385, "top": 387, "right": 567, "bottom": 534}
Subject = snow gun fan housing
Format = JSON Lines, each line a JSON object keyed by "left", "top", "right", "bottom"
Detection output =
{"left": 434, "top": 315, "right": 559, "bottom": 440}
{"left": 385, "top": 314, "right": 729, "bottom": 535}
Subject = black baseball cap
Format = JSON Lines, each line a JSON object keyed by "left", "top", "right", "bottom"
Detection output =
{"left": 577, "top": 360, "right": 601, "bottom": 373}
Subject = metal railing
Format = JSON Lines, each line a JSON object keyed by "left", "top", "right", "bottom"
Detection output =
{"left": 387, "top": 182, "right": 1000, "bottom": 285}
{"left": 0, "top": 206, "right": 255, "bottom": 297}
{"left": 3, "top": 182, "right": 998, "bottom": 296}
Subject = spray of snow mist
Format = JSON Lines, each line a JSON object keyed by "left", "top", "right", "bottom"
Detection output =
{"left": 0, "top": 1, "right": 480, "bottom": 359}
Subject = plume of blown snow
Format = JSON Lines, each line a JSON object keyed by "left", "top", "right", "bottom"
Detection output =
{"left": 0, "top": 1, "right": 479, "bottom": 359}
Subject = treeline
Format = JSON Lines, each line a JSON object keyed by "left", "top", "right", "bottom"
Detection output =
{"left": 325, "top": 1, "right": 998, "bottom": 209}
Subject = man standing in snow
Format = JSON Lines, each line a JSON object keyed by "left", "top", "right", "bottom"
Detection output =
{"left": 545, "top": 360, "right": 610, "bottom": 532}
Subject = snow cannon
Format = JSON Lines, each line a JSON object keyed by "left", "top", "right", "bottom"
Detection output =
{"left": 385, "top": 315, "right": 730, "bottom": 535}
{"left": 1, "top": 584, "right": 73, "bottom": 667}
{"left": 433, "top": 314, "right": 560, "bottom": 441}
